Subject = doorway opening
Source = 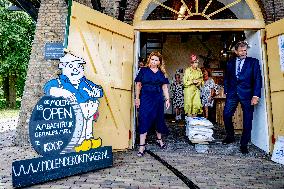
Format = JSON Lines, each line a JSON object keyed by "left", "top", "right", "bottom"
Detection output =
{"left": 135, "top": 30, "right": 269, "bottom": 152}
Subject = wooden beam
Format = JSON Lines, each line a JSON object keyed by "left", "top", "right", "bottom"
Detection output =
{"left": 266, "top": 18, "right": 284, "bottom": 39}
{"left": 134, "top": 19, "right": 265, "bottom": 32}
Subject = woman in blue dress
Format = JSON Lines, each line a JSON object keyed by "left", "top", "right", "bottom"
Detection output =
{"left": 135, "top": 51, "right": 170, "bottom": 157}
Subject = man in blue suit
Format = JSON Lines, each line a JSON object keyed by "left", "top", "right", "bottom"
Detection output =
{"left": 222, "top": 41, "right": 262, "bottom": 154}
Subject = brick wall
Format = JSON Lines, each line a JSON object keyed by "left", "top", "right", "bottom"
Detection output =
{"left": 124, "top": 0, "right": 141, "bottom": 24}
{"left": 77, "top": 0, "right": 92, "bottom": 7}
{"left": 262, "top": 0, "right": 284, "bottom": 23}
{"left": 97, "top": 0, "right": 140, "bottom": 22}
{"left": 100, "top": 0, "right": 118, "bottom": 18}
{"left": 15, "top": 0, "right": 93, "bottom": 146}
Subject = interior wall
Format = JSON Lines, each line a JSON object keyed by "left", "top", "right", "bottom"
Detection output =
{"left": 163, "top": 34, "right": 222, "bottom": 79}
{"left": 245, "top": 30, "right": 269, "bottom": 153}
{"left": 157, "top": 34, "right": 223, "bottom": 114}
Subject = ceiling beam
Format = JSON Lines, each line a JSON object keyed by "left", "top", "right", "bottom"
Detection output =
{"left": 134, "top": 19, "right": 265, "bottom": 32}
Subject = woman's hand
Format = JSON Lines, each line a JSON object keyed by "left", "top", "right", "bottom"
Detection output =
{"left": 135, "top": 99, "right": 140, "bottom": 108}
{"left": 193, "top": 80, "right": 198, "bottom": 84}
{"left": 165, "top": 99, "right": 170, "bottom": 110}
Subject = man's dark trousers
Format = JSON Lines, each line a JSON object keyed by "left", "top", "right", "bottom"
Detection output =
{"left": 224, "top": 95, "right": 254, "bottom": 146}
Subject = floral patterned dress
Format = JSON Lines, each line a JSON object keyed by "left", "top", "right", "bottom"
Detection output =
{"left": 200, "top": 78, "right": 215, "bottom": 107}
{"left": 171, "top": 81, "right": 184, "bottom": 109}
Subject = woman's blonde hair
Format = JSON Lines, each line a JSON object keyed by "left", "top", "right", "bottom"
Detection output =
{"left": 146, "top": 51, "right": 168, "bottom": 77}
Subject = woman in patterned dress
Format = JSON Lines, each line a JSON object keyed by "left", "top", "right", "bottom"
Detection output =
{"left": 201, "top": 69, "right": 216, "bottom": 119}
{"left": 171, "top": 73, "right": 184, "bottom": 121}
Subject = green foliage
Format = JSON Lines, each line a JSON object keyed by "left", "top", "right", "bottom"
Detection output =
{"left": 0, "top": 99, "right": 7, "bottom": 109}
{"left": 0, "top": 0, "right": 35, "bottom": 98}
{"left": 0, "top": 98, "right": 20, "bottom": 109}
{"left": 0, "top": 0, "right": 9, "bottom": 7}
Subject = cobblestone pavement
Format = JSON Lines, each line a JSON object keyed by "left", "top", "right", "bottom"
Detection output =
{"left": 0, "top": 117, "right": 284, "bottom": 189}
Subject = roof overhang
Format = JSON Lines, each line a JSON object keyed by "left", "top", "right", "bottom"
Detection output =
{"left": 7, "top": 0, "right": 102, "bottom": 21}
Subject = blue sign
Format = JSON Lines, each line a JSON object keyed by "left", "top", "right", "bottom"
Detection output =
{"left": 44, "top": 43, "right": 64, "bottom": 60}
{"left": 29, "top": 96, "right": 76, "bottom": 156}
{"left": 12, "top": 147, "right": 113, "bottom": 188}
{"left": 12, "top": 53, "right": 111, "bottom": 188}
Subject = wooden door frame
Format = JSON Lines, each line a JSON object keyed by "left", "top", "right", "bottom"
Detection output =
{"left": 134, "top": 20, "right": 265, "bottom": 32}
{"left": 259, "top": 29, "right": 273, "bottom": 153}
{"left": 133, "top": 29, "right": 272, "bottom": 152}
{"left": 265, "top": 19, "right": 284, "bottom": 153}
{"left": 132, "top": 0, "right": 274, "bottom": 153}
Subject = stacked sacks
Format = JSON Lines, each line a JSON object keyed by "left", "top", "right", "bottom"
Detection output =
{"left": 185, "top": 117, "right": 214, "bottom": 144}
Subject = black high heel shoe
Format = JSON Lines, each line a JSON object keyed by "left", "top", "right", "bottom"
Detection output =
{"left": 156, "top": 139, "right": 166, "bottom": 149}
{"left": 137, "top": 144, "right": 146, "bottom": 157}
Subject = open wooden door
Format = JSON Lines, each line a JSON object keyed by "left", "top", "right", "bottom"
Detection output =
{"left": 244, "top": 30, "right": 270, "bottom": 152}
{"left": 67, "top": 2, "right": 134, "bottom": 150}
{"left": 266, "top": 19, "right": 284, "bottom": 148}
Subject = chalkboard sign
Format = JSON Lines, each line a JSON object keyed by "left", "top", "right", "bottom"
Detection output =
{"left": 44, "top": 43, "right": 64, "bottom": 60}
{"left": 29, "top": 96, "right": 76, "bottom": 156}
{"left": 12, "top": 53, "right": 112, "bottom": 188}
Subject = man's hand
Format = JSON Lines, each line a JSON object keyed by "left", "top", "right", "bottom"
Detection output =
{"left": 251, "top": 96, "right": 259, "bottom": 105}
{"left": 135, "top": 99, "right": 140, "bottom": 108}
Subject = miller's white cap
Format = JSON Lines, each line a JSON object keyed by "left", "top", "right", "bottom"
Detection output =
{"left": 59, "top": 53, "right": 86, "bottom": 64}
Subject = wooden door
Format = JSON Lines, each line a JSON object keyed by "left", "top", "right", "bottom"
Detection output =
{"left": 67, "top": 2, "right": 134, "bottom": 150}
{"left": 266, "top": 19, "right": 284, "bottom": 142}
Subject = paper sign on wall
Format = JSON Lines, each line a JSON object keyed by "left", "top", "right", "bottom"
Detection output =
{"left": 271, "top": 136, "right": 284, "bottom": 165}
{"left": 278, "top": 35, "right": 284, "bottom": 72}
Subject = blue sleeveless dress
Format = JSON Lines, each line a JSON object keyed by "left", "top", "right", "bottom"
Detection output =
{"left": 135, "top": 67, "right": 169, "bottom": 134}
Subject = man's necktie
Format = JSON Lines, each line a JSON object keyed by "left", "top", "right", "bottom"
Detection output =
{"left": 236, "top": 58, "right": 242, "bottom": 78}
